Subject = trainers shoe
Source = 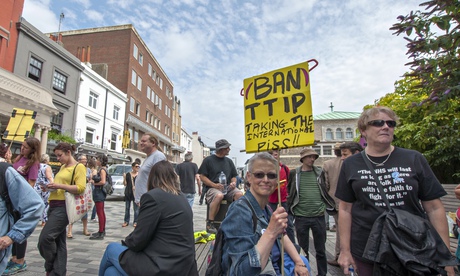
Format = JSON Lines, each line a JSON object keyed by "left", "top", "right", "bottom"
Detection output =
{"left": 5, "top": 260, "right": 14, "bottom": 270}
{"left": 2, "top": 261, "right": 27, "bottom": 275}
{"left": 206, "top": 222, "right": 217, "bottom": 234}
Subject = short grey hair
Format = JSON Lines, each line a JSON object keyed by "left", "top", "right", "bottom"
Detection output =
{"left": 184, "top": 152, "right": 193, "bottom": 161}
{"left": 247, "top": 152, "right": 277, "bottom": 173}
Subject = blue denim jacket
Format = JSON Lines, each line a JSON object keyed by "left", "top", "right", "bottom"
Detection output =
{"left": 221, "top": 190, "right": 281, "bottom": 276}
{"left": 0, "top": 167, "right": 44, "bottom": 272}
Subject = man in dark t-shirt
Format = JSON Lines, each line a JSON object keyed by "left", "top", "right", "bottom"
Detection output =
{"left": 175, "top": 152, "right": 201, "bottom": 207}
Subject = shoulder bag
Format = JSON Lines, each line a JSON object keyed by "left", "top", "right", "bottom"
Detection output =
{"left": 65, "top": 163, "right": 94, "bottom": 224}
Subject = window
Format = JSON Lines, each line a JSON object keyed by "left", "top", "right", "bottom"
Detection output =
{"left": 131, "top": 70, "right": 137, "bottom": 86}
{"left": 147, "top": 86, "right": 151, "bottom": 100}
{"left": 89, "top": 92, "right": 98, "bottom": 109}
{"left": 148, "top": 63, "right": 152, "bottom": 76}
{"left": 133, "top": 44, "right": 138, "bottom": 59}
{"left": 89, "top": 92, "right": 98, "bottom": 108}
{"left": 146, "top": 111, "right": 150, "bottom": 122}
{"left": 312, "top": 146, "right": 321, "bottom": 155}
{"left": 113, "top": 106, "right": 120, "bottom": 120}
{"left": 86, "top": 127, "right": 94, "bottom": 143}
{"left": 51, "top": 112, "right": 63, "bottom": 132}
{"left": 135, "top": 103, "right": 140, "bottom": 116}
{"left": 159, "top": 78, "right": 163, "bottom": 89}
{"left": 323, "top": 145, "right": 332, "bottom": 156}
{"left": 110, "top": 132, "right": 117, "bottom": 150}
{"left": 52, "top": 70, "right": 67, "bottom": 93}
{"left": 346, "top": 128, "right": 354, "bottom": 139}
{"left": 336, "top": 128, "right": 343, "bottom": 139}
{"left": 158, "top": 98, "right": 162, "bottom": 110}
{"left": 130, "top": 97, "right": 135, "bottom": 112}
{"left": 154, "top": 117, "right": 158, "bottom": 129}
{"left": 151, "top": 90, "right": 156, "bottom": 103}
{"left": 138, "top": 53, "right": 143, "bottom": 65}
{"left": 137, "top": 75, "right": 142, "bottom": 90}
{"left": 326, "top": 128, "right": 333, "bottom": 140}
{"left": 28, "top": 56, "right": 42, "bottom": 82}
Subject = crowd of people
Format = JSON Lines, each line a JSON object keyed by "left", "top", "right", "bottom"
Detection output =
{"left": 0, "top": 107, "right": 458, "bottom": 276}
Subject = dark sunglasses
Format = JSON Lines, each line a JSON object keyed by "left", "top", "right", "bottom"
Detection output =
{"left": 251, "top": 172, "right": 277, "bottom": 179}
{"left": 367, "top": 120, "right": 397, "bottom": 128}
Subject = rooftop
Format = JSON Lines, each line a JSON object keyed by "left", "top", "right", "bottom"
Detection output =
{"left": 314, "top": 111, "right": 361, "bottom": 120}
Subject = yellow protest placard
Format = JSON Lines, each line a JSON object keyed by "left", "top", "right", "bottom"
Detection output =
{"left": 243, "top": 61, "right": 315, "bottom": 153}
{"left": 3, "top": 108, "right": 37, "bottom": 141}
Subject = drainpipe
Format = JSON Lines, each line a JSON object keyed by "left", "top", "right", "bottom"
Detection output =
{"left": 101, "top": 88, "right": 108, "bottom": 150}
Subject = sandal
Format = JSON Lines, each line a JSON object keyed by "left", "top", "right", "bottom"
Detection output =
{"left": 122, "top": 222, "right": 129, "bottom": 227}
{"left": 67, "top": 233, "right": 73, "bottom": 238}
{"left": 83, "top": 230, "right": 91, "bottom": 236}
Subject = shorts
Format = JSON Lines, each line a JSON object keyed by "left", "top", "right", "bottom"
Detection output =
{"left": 206, "top": 187, "right": 242, "bottom": 204}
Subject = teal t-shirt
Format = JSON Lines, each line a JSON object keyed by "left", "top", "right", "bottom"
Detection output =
{"left": 293, "top": 170, "right": 325, "bottom": 217}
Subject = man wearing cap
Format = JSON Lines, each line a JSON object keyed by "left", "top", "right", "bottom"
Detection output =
{"left": 287, "top": 148, "right": 336, "bottom": 276}
{"left": 321, "top": 143, "right": 343, "bottom": 267}
{"left": 198, "top": 139, "right": 243, "bottom": 234}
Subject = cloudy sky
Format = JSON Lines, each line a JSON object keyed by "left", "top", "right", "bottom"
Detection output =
{"left": 23, "top": 0, "right": 423, "bottom": 166}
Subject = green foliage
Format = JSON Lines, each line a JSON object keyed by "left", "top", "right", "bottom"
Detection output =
{"left": 48, "top": 129, "right": 76, "bottom": 144}
{"left": 380, "top": 0, "right": 460, "bottom": 183}
{"left": 390, "top": 0, "right": 460, "bottom": 104}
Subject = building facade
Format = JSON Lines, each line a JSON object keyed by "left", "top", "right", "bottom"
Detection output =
{"left": 281, "top": 111, "right": 361, "bottom": 168}
{"left": 57, "top": 25, "right": 175, "bottom": 163}
{"left": 76, "top": 63, "right": 128, "bottom": 163}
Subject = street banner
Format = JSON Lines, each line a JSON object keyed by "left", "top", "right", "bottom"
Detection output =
{"left": 2, "top": 108, "right": 37, "bottom": 141}
{"left": 243, "top": 61, "right": 315, "bottom": 153}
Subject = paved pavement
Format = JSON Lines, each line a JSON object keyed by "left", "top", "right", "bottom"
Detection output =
{"left": 18, "top": 195, "right": 208, "bottom": 276}
{"left": 15, "top": 194, "right": 347, "bottom": 275}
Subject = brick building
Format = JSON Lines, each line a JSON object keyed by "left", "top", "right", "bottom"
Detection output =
{"left": 56, "top": 25, "right": 176, "bottom": 163}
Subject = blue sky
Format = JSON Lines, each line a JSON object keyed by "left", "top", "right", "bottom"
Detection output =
{"left": 23, "top": 0, "right": 423, "bottom": 166}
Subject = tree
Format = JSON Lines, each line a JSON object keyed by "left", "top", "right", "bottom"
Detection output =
{"left": 380, "top": 0, "right": 460, "bottom": 183}
{"left": 372, "top": 77, "right": 459, "bottom": 183}
{"left": 390, "top": 0, "right": 460, "bottom": 104}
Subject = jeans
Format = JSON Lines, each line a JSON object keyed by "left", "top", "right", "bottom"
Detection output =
{"left": 268, "top": 202, "right": 296, "bottom": 244}
{"left": 295, "top": 215, "right": 327, "bottom": 276}
{"left": 184, "top": 193, "right": 195, "bottom": 208}
{"left": 99, "top": 243, "right": 128, "bottom": 276}
{"left": 123, "top": 198, "right": 139, "bottom": 224}
{"left": 38, "top": 206, "right": 68, "bottom": 276}
{"left": 91, "top": 205, "right": 97, "bottom": 220}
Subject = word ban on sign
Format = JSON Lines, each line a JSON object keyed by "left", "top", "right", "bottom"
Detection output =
{"left": 243, "top": 61, "right": 315, "bottom": 153}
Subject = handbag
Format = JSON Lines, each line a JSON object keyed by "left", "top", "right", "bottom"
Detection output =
{"left": 361, "top": 151, "right": 457, "bottom": 275}
{"left": 65, "top": 164, "right": 94, "bottom": 224}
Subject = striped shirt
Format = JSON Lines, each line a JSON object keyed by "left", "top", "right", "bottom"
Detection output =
{"left": 293, "top": 170, "right": 325, "bottom": 217}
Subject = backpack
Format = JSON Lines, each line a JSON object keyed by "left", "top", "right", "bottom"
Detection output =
{"left": 0, "top": 163, "right": 21, "bottom": 227}
{"left": 101, "top": 168, "right": 113, "bottom": 195}
{"left": 205, "top": 197, "right": 257, "bottom": 276}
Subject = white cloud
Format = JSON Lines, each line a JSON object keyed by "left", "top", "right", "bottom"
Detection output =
{"left": 22, "top": 0, "right": 424, "bottom": 166}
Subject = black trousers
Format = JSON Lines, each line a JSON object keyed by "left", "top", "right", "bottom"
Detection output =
{"left": 38, "top": 206, "right": 68, "bottom": 276}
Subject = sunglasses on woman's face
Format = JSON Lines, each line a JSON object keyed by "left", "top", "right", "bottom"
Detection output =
{"left": 251, "top": 172, "right": 277, "bottom": 179}
{"left": 367, "top": 120, "right": 397, "bottom": 128}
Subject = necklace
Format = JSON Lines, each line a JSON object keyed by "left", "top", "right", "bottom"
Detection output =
{"left": 365, "top": 148, "right": 393, "bottom": 167}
